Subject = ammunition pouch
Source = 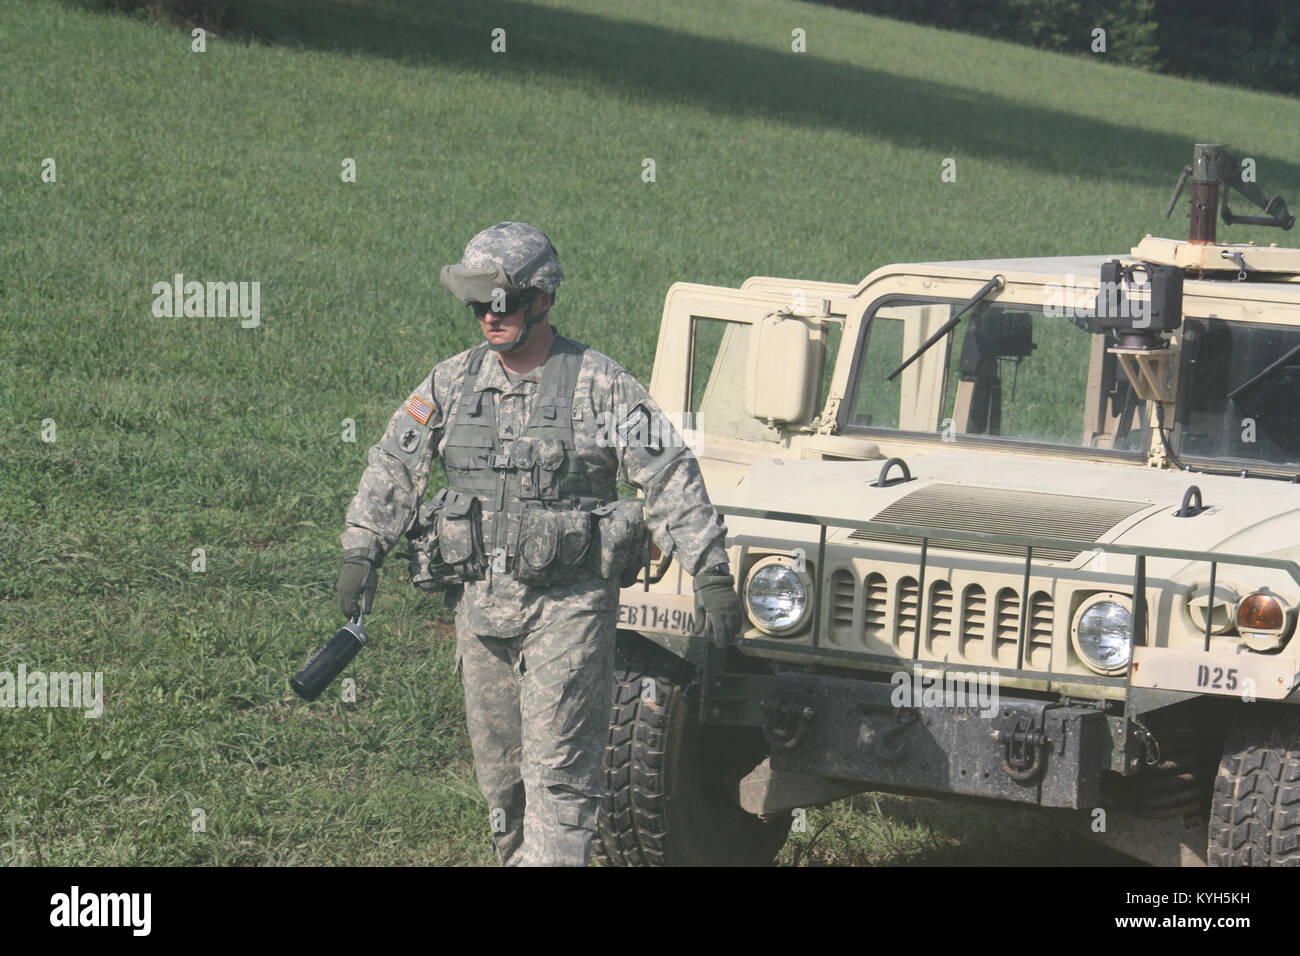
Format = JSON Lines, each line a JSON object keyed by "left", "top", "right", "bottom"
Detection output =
{"left": 516, "top": 506, "right": 593, "bottom": 585}
{"left": 590, "top": 499, "right": 650, "bottom": 585}
{"left": 437, "top": 490, "right": 487, "bottom": 581}
{"left": 407, "top": 493, "right": 451, "bottom": 593}
{"left": 410, "top": 489, "right": 647, "bottom": 590}
{"left": 535, "top": 437, "right": 566, "bottom": 501}
{"left": 511, "top": 437, "right": 567, "bottom": 501}
{"left": 406, "top": 488, "right": 486, "bottom": 592}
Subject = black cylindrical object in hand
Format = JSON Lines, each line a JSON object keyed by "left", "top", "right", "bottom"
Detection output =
{"left": 292, "top": 618, "right": 367, "bottom": 701}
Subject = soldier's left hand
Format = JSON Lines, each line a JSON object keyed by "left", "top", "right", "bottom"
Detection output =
{"left": 693, "top": 569, "right": 742, "bottom": 647}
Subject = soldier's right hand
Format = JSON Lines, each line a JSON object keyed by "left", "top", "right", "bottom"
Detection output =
{"left": 337, "top": 549, "right": 379, "bottom": 618}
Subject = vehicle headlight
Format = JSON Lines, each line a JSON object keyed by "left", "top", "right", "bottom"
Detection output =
{"left": 1071, "top": 592, "right": 1133, "bottom": 675}
{"left": 744, "top": 556, "right": 812, "bottom": 636}
{"left": 1237, "top": 590, "right": 1293, "bottom": 651}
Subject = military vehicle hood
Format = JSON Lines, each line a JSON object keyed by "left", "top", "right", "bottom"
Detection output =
{"left": 723, "top": 450, "right": 1300, "bottom": 563}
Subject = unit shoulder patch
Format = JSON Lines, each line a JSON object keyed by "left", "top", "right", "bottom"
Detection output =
{"left": 398, "top": 426, "right": 423, "bottom": 453}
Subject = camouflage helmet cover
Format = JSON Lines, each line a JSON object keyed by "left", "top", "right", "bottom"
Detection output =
{"left": 440, "top": 221, "right": 565, "bottom": 303}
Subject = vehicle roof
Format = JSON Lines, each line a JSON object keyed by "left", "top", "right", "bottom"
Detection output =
{"left": 867, "top": 253, "right": 1300, "bottom": 301}
{"left": 896, "top": 254, "right": 1119, "bottom": 276}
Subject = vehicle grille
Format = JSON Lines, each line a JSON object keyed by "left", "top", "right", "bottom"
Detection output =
{"left": 895, "top": 577, "right": 919, "bottom": 652}
{"left": 960, "top": 584, "right": 987, "bottom": 660}
{"left": 927, "top": 580, "right": 953, "bottom": 657}
{"left": 821, "top": 563, "right": 1062, "bottom": 669}
{"left": 1027, "top": 591, "right": 1054, "bottom": 668}
{"left": 995, "top": 587, "right": 1020, "bottom": 665}
{"left": 847, "top": 483, "right": 1149, "bottom": 562}
{"left": 863, "top": 572, "right": 887, "bottom": 640}
{"left": 830, "top": 569, "right": 855, "bottom": 628}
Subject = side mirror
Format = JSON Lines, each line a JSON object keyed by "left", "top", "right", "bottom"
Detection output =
{"left": 743, "top": 311, "right": 823, "bottom": 424}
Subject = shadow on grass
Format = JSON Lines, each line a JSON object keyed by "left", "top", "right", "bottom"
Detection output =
{"left": 112, "top": 0, "right": 1300, "bottom": 193}
{"left": 876, "top": 793, "right": 1144, "bottom": 866}
{"left": 788, "top": 792, "right": 1145, "bottom": 866}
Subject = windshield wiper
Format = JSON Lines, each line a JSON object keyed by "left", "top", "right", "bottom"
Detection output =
{"left": 887, "top": 274, "right": 1005, "bottom": 382}
{"left": 1227, "top": 341, "right": 1300, "bottom": 401}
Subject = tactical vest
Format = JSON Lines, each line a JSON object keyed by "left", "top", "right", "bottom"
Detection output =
{"left": 440, "top": 337, "right": 618, "bottom": 565}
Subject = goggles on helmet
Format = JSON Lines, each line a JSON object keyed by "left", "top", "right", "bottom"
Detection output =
{"left": 468, "top": 291, "right": 538, "bottom": 319}
{"left": 439, "top": 262, "right": 526, "bottom": 304}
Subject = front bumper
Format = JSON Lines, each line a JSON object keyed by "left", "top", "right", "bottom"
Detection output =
{"left": 763, "top": 670, "right": 1110, "bottom": 809}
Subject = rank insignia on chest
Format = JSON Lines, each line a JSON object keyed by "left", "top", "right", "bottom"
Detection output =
{"left": 406, "top": 394, "right": 434, "bottom": 425}
{"left": 572, "top": 409, "right": 582, "bottom": 421}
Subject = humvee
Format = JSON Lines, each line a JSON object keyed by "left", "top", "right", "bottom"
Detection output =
{"left": 596, "top": 145, "right": 1300, "bottom": 867}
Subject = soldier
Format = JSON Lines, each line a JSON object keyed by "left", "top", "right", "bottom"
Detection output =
{"left": 337, "top": 222, "right": 742, "bottom": 866}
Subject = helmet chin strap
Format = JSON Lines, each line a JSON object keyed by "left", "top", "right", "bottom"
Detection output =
{"left": 487, "top": 298, "right": 547, "bottom": 353}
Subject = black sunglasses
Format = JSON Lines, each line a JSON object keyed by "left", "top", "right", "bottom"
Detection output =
{"left": 469, "top": 292, "right": 537, "bottom": 319}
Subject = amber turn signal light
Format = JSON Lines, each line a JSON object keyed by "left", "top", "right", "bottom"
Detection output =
{"left": 1237, "top": 592, "right": 1286, "bottom": 633}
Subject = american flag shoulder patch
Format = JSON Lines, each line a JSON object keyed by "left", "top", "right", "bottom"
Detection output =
{"left": 406, "top": 394, "right": 434, "bottom": 425}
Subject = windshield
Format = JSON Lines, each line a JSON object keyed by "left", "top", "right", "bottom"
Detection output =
{"left": 844, "top": 296, "right": 1150, "bottom": 454}
{"left": 1177, "top": 317, "right": 1300, "bottom": 469}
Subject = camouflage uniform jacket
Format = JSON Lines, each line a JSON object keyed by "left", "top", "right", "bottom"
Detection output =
{"left": 341, "top": 329, "right": 729, "bottom": 637}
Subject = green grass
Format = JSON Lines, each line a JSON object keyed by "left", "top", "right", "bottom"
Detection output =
{"left": 3, "top": 0, "right": 1298, "bottom": 865}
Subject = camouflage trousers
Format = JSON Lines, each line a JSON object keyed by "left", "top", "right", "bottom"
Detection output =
{"left": 455, "top": 602, "right": 617, "bottom": 866}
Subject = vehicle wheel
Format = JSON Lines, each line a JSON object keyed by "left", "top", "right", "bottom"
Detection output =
{"left": 595, "top": 632, "right": 792, "bottom": 866}
{"left": 1207, "top": 709, "right": 1300, "bottom": 866}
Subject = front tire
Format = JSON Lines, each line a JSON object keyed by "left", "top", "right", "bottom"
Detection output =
{"left": 1208, "top": 709, "right": 1300, "bottom": 866}
{"left": 596, "top": 632, "right": 791, "bottom": 866}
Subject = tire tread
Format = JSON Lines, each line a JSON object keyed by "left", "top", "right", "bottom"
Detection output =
{"left": 1208, "top": 710, "right": 1300, "bottom": 866}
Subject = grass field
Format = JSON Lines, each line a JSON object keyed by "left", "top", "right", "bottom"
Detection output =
{"left": 3, "top": 0, "right": 1299, "bottom": 866}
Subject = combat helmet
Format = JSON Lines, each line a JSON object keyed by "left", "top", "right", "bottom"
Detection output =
{"left": 440, "top": 221, "right": 565, "bottom": 352}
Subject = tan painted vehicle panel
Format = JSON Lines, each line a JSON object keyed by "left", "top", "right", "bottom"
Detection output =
{"left": 640, "top": 260, "right": 1300, "bottom": 706}
{"left": 606, "top": 165, "right": 1300, "bottom": 866}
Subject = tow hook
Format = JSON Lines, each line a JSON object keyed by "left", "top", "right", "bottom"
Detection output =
{"left": 994, "top": 718, "right": 1048, "bottom": 783}
{"left": 875, "top": 707, "right": 920, "bottom": 763}
{"left": 761, "top": 690, "right": 816, "bottom": 750}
